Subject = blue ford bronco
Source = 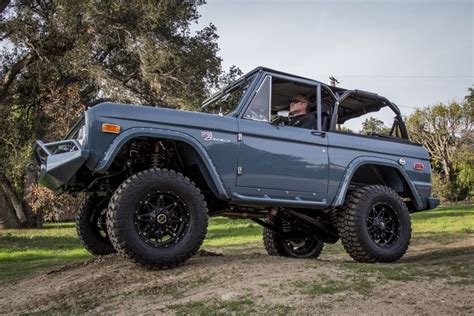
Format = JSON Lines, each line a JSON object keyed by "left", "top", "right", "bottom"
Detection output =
{"left": 34, "top": 67, "right": 439, "bottom": 268}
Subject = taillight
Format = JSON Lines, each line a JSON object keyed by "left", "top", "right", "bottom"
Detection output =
{"left": 413, "top": 162, "right": 424, "bottom": 170}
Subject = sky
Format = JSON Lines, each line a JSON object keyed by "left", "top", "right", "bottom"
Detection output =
{"left": 194, "top": 0, "right": 473, "bottom": 129}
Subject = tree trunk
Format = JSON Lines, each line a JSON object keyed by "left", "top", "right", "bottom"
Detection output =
{"left": 0, "top": 176, "right": 27, "bottom": 224}
{"left": 0, "top": 186, "right": 20, "bottom": 229}
{"left": 441, "top": 158, "right": 456, "bottom": 183}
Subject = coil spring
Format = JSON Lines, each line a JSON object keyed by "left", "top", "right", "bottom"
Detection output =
{"left": 150, "top": 153, "right": 160, "bottom": 168}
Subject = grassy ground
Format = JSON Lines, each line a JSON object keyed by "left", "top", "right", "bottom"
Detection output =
{"left": 0, "top": 204, "right": 472, "bottom": 285}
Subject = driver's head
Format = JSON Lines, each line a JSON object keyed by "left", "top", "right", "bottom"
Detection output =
{"left": 289, "top": 95, "right": 310, "bottom": 116}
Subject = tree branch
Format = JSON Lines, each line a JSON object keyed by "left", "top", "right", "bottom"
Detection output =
{"left": 0, "top": 51, "right": 36, "bottom": 101}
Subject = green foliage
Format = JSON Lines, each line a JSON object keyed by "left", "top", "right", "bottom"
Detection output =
{"left": 0, "top": 1, "right": 237, "bottom": 224}
{"left": 360, "top": 117, "right": 390, "bottom": 135}
{"left": 406, "top": 92, "right": 473, "bottom": 201}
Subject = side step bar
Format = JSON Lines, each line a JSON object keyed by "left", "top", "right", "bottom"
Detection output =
{"left": 232, "top": 192, "right": 326, "bottom": 207}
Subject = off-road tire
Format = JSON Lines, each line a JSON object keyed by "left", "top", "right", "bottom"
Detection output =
{"left": 106, "top": 168, "right": 208, "bottom": 269}
{"left": 76, "top": 194, "right": 116, "bottom": 256}
{"left": 338, "top": 185, "right": 411, "bottom": 263}
{"left": 263, "top": 218, "right": 324, "bottom": 258}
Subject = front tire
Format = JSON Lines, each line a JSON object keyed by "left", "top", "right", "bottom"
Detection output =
{"left": 263, "top": 217, "right": 324, "bottom": 259}
{"left": 338, "top": 185, "right": 411, "bottom": 263}
{"left": 76, "top": 194, "right": 116, "bottom": 256}
{"left": 106, "top": 168, "right": 208, "bottom": 269}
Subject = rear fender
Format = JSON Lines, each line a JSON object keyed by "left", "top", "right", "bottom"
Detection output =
{"left": 332, "top": 156, "right": 424, "bottom": 210}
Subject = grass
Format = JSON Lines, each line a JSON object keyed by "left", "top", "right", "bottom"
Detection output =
{"left": 0, "top": 204, "right": 472, "bottom": 285}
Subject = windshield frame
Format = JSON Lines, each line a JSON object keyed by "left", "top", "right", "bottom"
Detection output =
{"left": 201, "top": 73, "right": 257, "bottom": 116}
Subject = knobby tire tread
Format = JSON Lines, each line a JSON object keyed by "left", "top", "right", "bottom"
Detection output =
{"left": 76, "top": 194, "right": 116, "bottom": 256}
{"left": 106, "top": 168, "right": 208, "bottom": 269}
{"left": 337, "top": 185, "right": 411, "bottom": 263}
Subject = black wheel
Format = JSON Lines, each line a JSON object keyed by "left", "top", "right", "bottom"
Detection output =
{"left": 76, "top": 194, "right": 116, "bottom": 255}
{"left": 263, "top": 217, "right": 324, "bottom": 259}
{"left": 338, "top": 185, "right": 411, "bottom": 263}
{"left": 106, "top": 168, "right": 208, "bottom": 269}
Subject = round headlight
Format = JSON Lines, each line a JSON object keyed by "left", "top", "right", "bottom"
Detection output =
{"left": 77, "top": 125, "right": 86, "bottom": 146}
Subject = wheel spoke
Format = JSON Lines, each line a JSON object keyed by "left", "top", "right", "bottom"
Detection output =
{"left": 155, "top": 230, "right": 163, "bottom": 242}
{"left": 144, "top": 200, "right": 156, "bottom": 210}
{"left": 143, "top": 224, "right": 153, "bottom": 236}
{"left": 137, "top": 214, "right": 153, "bottom": 223}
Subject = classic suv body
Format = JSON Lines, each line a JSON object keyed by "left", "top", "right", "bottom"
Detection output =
{"left": 34, "top": 66, "right": 440, "bottom": 268}
{"left": 35, "top": 67, "right": 436, "bottom": 212}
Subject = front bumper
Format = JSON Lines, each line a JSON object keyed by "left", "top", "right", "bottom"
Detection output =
{"left": 33, "top": 140, "right": 89, "bottom": 191}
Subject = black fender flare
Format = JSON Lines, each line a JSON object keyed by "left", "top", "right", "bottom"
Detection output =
{"left": 93, "top": 127, "right": 229, "bottom": 199}
{"left": 332, "top": 156, "right": 424, "bottom": 210}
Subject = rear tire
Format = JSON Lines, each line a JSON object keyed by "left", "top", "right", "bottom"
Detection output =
{"left": 106, "top": 168, "right": 208, "bottom": 269}
{"left": 263, "top": 217, "right": 324, "bottom": 259}
{"left": 76, "top": 194, "right": 116, "bottom": 256}
{"left": 338, "top": 185, "right": 411, "bottom": 263}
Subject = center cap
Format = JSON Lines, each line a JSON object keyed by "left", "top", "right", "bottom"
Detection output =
{"left": 156, "top": 213, "right": 167, "bottom": 224}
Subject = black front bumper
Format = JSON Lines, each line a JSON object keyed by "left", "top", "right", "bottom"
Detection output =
{"left": 33, "top": 140, "right": 89, "bottom": 191}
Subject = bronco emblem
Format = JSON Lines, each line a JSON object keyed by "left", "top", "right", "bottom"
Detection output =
{"left": 200, "top": 131, "right": 230, "bottom": 143}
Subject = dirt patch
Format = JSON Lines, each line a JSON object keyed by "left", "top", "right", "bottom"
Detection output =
{"left": 1, "top": 235, "right": 473, "bottom": 315}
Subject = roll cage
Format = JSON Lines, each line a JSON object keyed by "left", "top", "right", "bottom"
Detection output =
{"left": 205, "top": 67, "right": 409, "bottom": 140}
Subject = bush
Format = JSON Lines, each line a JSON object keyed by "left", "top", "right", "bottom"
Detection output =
{"left": 432, "top": 172, "right": 471, "bottom": 202}
{"left": 27, "top": 185, "right": 83, "bottom": 221}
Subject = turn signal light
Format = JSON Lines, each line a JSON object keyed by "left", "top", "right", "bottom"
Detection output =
{"left": 413, "top": 162, "right": 424, "bottom": 170}
{"left": 102, "top": 123, "right": 121, "bottom": 134}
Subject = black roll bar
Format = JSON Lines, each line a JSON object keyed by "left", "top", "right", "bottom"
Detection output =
{"left": 328, "top": 89, "right": 409, "bottom": 140}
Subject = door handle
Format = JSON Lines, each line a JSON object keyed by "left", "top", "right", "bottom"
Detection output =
{"left": 311, "top": 131, "right": 326, "bottom": 137}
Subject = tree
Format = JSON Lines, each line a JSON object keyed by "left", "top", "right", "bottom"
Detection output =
{"left": 0, "top": 0, "right": 234, "bottom": 227}
{"left": 406, "top": 94, "right": 473, "bottom": 201}
{"left": 361, "top": 117, "right": 390, "bottom": 135}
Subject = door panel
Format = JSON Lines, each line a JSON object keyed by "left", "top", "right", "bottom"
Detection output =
{"left": 237, "top": 119, "right": 328, "bottom": 193}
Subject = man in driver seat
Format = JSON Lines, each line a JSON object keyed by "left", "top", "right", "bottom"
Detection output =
{"left": 288, "top": 94, "right": 317, "bottom": 129}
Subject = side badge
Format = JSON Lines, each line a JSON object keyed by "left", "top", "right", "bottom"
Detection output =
{"left": 201, "top": 131, "right": 231, "bottom": 143}
{"left": 201, "top": 131, "right": 213, "bottom": 141}
{"left": 398, "top": 158, "right": 406, "bottom": 165}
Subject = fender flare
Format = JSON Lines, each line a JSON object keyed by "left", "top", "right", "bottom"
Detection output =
{"left": 332, "top": 156, "right": 424, "bottom": 210}
{"left": 93, "top": 127, "right": 229, "bottom": 199}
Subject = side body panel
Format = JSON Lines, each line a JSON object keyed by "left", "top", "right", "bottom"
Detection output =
{"left": 327, "top": 132, "right": 432, "bottom": 210}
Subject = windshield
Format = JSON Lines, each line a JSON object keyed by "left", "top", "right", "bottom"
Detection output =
{"left": 201, "top": 75, "right": 255, "bottom": 115}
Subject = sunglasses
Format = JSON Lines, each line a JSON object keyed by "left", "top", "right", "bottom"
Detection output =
{"left": 290, "top": 99, "right": 305, "bottom": 104}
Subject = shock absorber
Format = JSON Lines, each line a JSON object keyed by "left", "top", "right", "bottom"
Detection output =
{"left": 150, "top": 141, "right": 161, "bottom": 168}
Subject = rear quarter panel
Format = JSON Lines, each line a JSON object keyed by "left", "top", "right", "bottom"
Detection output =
{"left": 327, "top": 132, "right": 432, "bottom": 206}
